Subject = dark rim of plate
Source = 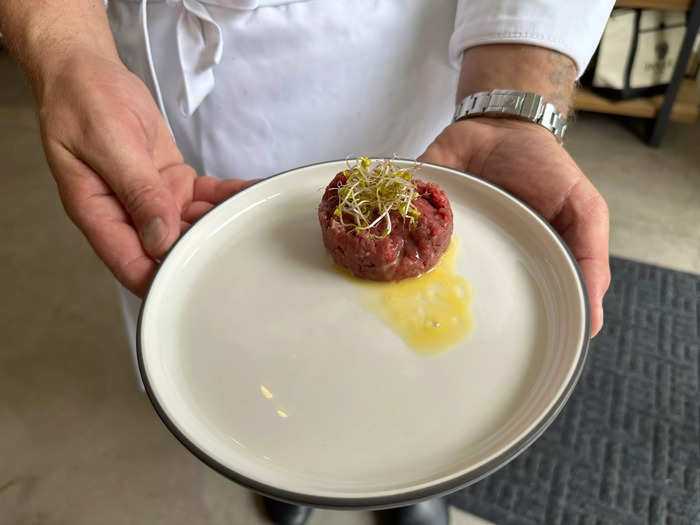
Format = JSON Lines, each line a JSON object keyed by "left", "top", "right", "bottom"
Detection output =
{"left": 136, "top": 159, "right": 591, "bottom": 510}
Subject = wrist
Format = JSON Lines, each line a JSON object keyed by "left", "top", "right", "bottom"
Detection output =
{"left": 454, "top": 90, "right": 567, "bottom": 142}
{"left": 32, "top": 45, "right": 124, "bottom": 104}
{"left": 465, "top": 116, "right": 559, "bottom": 138}
{"left": 457, "top": 44, "right": 576, "bottom": 118}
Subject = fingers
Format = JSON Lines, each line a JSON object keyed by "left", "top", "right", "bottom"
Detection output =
{"left": 51, "top": 148, "right": 157, "bottom": 297}
{"left": 553, "top": 182, "right": 611, "bottom": 337}
{"left": 182, "top": 177, "right": 260, "bottom": 224}
{"left": 164, "top": 163, "right": 199, "bottom": 209}
{"left": 192, "top": 176, "right": 260, "bottom": 204}
{"left": 182, "top": 201, "right": 214, "bottom": 224}
{"left": 578, "top": 256, "right": 611, "bottom": 337}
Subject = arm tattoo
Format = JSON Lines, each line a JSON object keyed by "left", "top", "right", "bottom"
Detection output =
{"left": 547, "top": 52, "right": 577, "bottom": 118}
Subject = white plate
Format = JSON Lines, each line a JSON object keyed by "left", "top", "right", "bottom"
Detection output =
{"left": 138, "top": 160, "right": 589, "bottom": 509}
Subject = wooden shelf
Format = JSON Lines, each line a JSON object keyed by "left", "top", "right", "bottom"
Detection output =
{"left": 574, "top": 78, "right": 698, "bottom": 123}
{"left": 615, "top": 0, "right": 693, "bottom": 10}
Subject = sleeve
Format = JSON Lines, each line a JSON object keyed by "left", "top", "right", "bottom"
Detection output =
{"left": 449, "top": 0, "right": 616, "bottom": 77}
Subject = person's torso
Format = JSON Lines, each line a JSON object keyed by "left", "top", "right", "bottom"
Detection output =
{"left": 108, "top": 0, "right": 459, "bottom": 180}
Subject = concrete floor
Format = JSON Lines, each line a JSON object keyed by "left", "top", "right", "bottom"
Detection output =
{"left": 1, "top": 48, "right": 699, "bottom": 525}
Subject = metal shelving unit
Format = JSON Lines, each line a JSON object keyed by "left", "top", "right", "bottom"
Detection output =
{"left": 574, "top": 0, "right": 700, "bottom": 146}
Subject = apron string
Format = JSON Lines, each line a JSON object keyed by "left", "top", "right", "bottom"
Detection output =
{"left": 140, "top": 0, "right": 174, "bottom": 132}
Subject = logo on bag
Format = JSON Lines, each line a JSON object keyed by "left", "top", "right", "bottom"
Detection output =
{"left": 655, "top": 41, "right": 669, "bottom": 60}
{"left": 645, "top": 41, "right": 673, "bottom": 73}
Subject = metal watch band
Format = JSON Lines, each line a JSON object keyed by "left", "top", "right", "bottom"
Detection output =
{"left": 453, "top": 89, "right": 567, "bottom": 142}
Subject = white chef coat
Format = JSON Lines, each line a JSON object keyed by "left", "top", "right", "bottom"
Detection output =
{"left": 107, "top": 0, "right": 614, "bottom": 383}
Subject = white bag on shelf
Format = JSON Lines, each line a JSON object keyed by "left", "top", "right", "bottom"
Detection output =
{"left": 585, "top": 8, "right": 687, "bottom": 99}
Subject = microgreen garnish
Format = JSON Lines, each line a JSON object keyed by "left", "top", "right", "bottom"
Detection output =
{"left": 334, "top": 157, "right": 421, "bottom": 239}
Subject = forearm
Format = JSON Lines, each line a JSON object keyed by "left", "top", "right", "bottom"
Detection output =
{"left": 0, "top": 0, "right": 119, "bottom": 95}
{"left": 457, "top": 44, "right": 577, "bottom": 118}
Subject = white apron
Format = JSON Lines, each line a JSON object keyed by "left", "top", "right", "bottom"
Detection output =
{"left": 107, "top": 0, "right": 461, "bottom": 382}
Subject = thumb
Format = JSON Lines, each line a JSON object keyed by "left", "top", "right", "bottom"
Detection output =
{"left": 417, "top": 141, "right": 451, "bottom": 166}
{"left": 114, "top": 168, "right": 180, "bottom": 259}
{"left": 417, "top": 128, "right": 471, "bottom": 171}
{"left": 81, "top": 139, "right": 182, "bottom": 259}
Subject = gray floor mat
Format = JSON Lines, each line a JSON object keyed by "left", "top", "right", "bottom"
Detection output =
{"left": 449, "top": 257, "right": 700, "bottom": 525}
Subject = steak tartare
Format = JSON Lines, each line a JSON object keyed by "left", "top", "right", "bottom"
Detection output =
{"left": 318, "top": 158, "right": 453, "bottom": 281}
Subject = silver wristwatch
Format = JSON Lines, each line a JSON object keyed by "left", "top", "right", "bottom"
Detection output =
{"left": 453, "top": 89, "right": 567, "bottom": 142}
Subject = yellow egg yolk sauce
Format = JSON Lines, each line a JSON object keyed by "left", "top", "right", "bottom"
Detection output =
{"left": 340, "top": 237, "right": 473, "bottom": 355}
